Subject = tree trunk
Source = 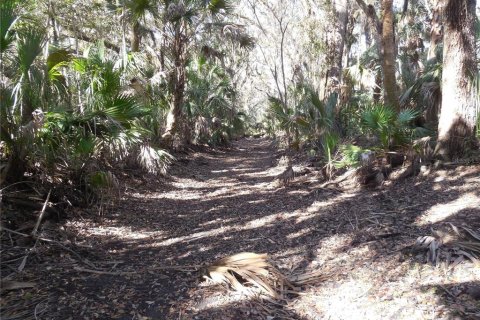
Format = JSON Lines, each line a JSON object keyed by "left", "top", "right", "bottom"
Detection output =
{"left": 355, "top": 0, "right": 384, "bottom": 104}
{"left": 435, "top": 0, "right": 478, "bottom": 159}
{"left": 326, "top": 0, "right": 349, "bottom": 97}
{"left": 381, "top": 0, "right": 399, "bottom": 110}
{"left": 130, "top": 22, "right": 141, "bottom": 52}
{"left": 163, "top": 24, "right": 187, "bottom": 145}
{"left": 427, "top": 0, "right": 443, "bottom": 60}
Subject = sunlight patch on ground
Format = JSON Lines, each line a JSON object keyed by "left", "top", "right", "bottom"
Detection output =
{"left": 199, "top": 217, "right": 236, "bottom": 227}
{"left": 286, "top": 227, "right": 313, "bottom": 240}
{"left": 293, "top": 268, "right": 433, "bottom": 320}
{"left": 247, "top": 199, "right": 267, "bottom": 204}
{"left": 312, "top": 234, "right": 353, "bottom": 265}
{"left": 71, "top": 223, "right": 163, "bottom": 240}
{"left": 128, "top": 190, "right": 205, "bottom": 200}
{"left": 206, "top": 205, "right": 227, "bottom": 213}
{"left": 149, "top": 211, "right": 293, "bottom": 248}
{"left": 192, "top": 287, "right": 253, "bottom": 313}
{"left": 286, "top": 190, "right": 310, "bottom": 196}
{"left": 415, "top": 192, "right": 480, "bottom": 226}
{"left": 147, "top": 226, "right": 235, "bottom": 247}
{"left": 306, "top": 199, "right": 337, "bottom": 211}
{"left": 211, "top": 169, "right": 229, "bottom": 173}
{"left": 294, "top": 194, "right": 352, "bottom": 224}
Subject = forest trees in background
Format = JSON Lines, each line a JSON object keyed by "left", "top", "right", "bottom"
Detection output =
{"left": 0, "top": 0, "right": 479, "bottom": 192}
{"left": 0, "top": 0, "right": 251, "bottom": 191}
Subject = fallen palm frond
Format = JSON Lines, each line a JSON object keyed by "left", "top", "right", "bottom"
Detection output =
{"left": 413, "top": 224, "right": 480, "bottom": 267}
{"left": 203, "top": 252, "right": 331, "bottom": 300}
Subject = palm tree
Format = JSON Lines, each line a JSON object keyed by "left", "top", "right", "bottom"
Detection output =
{"left": 161, "top": 0, "right": 234, "bottom": 146}
{"left": 435, "top": 0, "right": 478, "bottom": 159}
{"left": 355, "top": 0, "right": 398, "bottom": 109}
{"left": 381, "top": 0, "right": 399, "bottom": 110}
{"left": 125, "top": 0, "right": 157, "bottom": 52}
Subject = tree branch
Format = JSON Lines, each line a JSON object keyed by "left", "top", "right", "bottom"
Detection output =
{"left": 59, "top": 23, "right": 120, "bottom": 53}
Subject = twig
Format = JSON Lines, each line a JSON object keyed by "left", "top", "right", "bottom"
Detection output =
{"left": 1, "top": 227, "right": 32, "bottom": 238}
{"left": 438, "top": 284, "right": 456, "bottom": 298}
{"left": 31, "top": 189, "right": 52, "bottom": 237}
{"left": 34, "top": 298, "right": 48, "bottom": 320}
{"left": 73, "top": 267, "right": 137, "bottom": 275}
{"left": 74, "top": 264, "right": 200, "bottom": 275}
{"left": 0, "top": 180, "right": 35, "bottom": 192}
{"left": 0, "top": 226, "right": 96, "bottom": 268}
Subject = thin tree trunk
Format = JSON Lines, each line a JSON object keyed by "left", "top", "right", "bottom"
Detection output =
{"left": 355, "top": 0, "right": 385, "bottom": 103}
{"left": 381, "top": 0, "right": 399, "bottom": 110}
{"left": 130, "top": 22, "right": 141, "bottom": 52}
{"left": 435, "top": 0, "right": 478, "bottom": 159}
{"left": 427, "top": 0, "right": 443, "bottom": 60}
{"left": 326, "top": 0, "right": 349, "bottom": 97}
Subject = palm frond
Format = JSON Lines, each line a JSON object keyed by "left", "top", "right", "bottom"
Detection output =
{"left": 103, "top": 95, "right": 147, "bottom": 123}
{"left": 126, "top": 0, "right": 157, "bottom": 20}
{"left": 0, "top": 0, "right": 18, "bottom": 53}
{"left": 205, "top": 252, "right": 287, "bottom": 299}
{"left": 16, "top": 28, "right": 46, "bottom": 75}
{"left": 137, "top": 145, "right": 174, "bottom": 175}
{"left": 397, "top": 108, "right": 419, "bottom": 126}
{"left": 361, "top": 105, "right": 395, "bottom": 132}
{"left": 413, "top": 224, "right": 480, "bottom": 267}
{"left": 202, "top": 0, "right": 234, "bottom": 14}
{"left": 204, "top": 252, "right": 332, "bottom": 300}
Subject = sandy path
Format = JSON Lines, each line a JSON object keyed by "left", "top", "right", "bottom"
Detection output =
{"left": 3, "top": 137, "right": 479, "bottom": 319}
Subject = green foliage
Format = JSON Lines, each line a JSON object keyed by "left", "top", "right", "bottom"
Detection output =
{"left": 0, "top": 0, "right": 18, "bottom": 53}
{"left": 361, "top": 105, "right": 420, "bottom": 149}
{"left": 335, "top": 144, "right": 368, "bottom": 169}
{"left": 206, "top": 0, "right": 234, "bottom": 15}
{"left": 16, "top": 28, "right": 45, "bottom": 76}
{"left": 125, "top": 0, "right": 157, "bottom": 21}
{"left": 399, "top": 59, "right": 442, "bottom": 112}
{"left": 267, "top": 84, "right": 336, "bottom": 148}
{"left": 186, "top": 56, "right": 241, "bottom": 145}
{"left": 321, "top": 132, "right": 338, "bottom": 163}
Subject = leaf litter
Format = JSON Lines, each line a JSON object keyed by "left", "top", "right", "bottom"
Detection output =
{"left": 1, "top": 137, "right": 479, "bottom": 319}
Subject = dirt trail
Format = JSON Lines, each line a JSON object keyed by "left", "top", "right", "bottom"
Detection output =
{"left": 2, "top": 138, "right": 480, "bottom": 319}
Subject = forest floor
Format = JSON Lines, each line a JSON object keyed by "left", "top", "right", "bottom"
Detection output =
{"left": 1, "top": 137, "right": 480, "bottom": 320}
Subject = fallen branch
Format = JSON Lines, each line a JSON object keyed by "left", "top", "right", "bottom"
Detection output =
{"left": 31, "top": 189, "right": 51, "bottom": 237}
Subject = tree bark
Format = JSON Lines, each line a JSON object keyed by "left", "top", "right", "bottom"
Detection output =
{"left": 326, "top": 0, "right": 349, "bottom": 97}
{"left": 163, "top": 23, "right": 187, "bottom": 145}
{"left": 355, "top": 0, "right": 385, "bottom": 103}
{"left": 427, "top": 0, "right": 443, "bottom": 60}
{"left": 381, "top": 0, "right": 399, "bottom": 110}
{"left": 436, "top": 0, "right": 478, "bottom": 159}
{"left": 130, "top": 22, "right": 141, "bottom": 52}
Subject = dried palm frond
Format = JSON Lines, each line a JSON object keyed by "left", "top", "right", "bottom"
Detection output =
{"left": 413, "top": 224, "right": 480, "bottom": 266}
{"left": 203, "top": 252, "right": 330, "bottom": 300}
{"left": 205, "top": 252, "right": 286, "bottom": 299}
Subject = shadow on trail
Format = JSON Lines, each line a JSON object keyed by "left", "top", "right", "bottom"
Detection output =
{"left": 51, "top": 137, "right": 479, "bottom": 319}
